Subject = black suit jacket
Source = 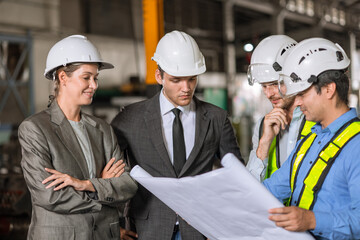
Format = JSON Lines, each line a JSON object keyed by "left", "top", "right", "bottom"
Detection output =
{"left": 111, "top": 92, "right": 243, "bottom": 240}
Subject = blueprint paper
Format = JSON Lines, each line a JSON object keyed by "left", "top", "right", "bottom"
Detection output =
{"left": 130, "top": 153, "right": 314, "bottom": 240}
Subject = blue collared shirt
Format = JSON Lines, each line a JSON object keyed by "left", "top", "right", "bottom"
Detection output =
{"left": 264, "top": 108, "right": 360, "bottom": 240}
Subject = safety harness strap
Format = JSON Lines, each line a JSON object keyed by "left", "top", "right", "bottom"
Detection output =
{"left": 289, "top": 118, "right": 360, "bottom": 210}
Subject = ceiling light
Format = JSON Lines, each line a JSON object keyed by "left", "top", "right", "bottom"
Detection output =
{"left": 244, "top": 43, "right": 254, "bottom": 52}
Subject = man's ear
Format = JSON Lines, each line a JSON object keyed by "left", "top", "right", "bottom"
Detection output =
{"left": 155, "top": 69, "right": 163, "bottom": 85}
{"left": 325, "top": 82, "right": 337, "bottom": 100}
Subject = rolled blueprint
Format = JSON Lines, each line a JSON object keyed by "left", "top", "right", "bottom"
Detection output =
{"left": 130, "top": 153, "right": 314, "bottom": 240}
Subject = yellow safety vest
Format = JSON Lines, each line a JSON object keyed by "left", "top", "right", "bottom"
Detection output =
{"left": 288, "top": 118, "right": 360, "bottom": 210}
{"left": 261, "top": 117, "right": 315, "bottom": 180}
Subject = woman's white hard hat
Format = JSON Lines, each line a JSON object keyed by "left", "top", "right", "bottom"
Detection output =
{"left": 44, "top": 35, "right": 114, "bottom": 80}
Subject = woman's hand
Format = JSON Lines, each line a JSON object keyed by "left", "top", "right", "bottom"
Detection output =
{"left": 42, "top": 168, "right": 95, "bottom": 192}
{"left": 120, "top": 227, "right": 138, "bottom": 240}
{"left": 101, "top": 158, "right": 126, "bottom": 179}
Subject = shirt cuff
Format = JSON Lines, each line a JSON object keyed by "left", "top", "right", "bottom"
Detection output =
{"left": 262, "top": 157, "right": 268, "bottom": 167}
{"left": 311, "top": 211, "right": 332, "bottom": 239}
{"left": 246, "top": 157, "right": 268, "bottom": 181}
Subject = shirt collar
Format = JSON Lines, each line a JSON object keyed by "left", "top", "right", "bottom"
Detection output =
{"left": 159, "top": 89, "right": 193, "bottom": 116}
{"left": 291, "top": 106, "right": 303, "bottom": 121}
{"left": 312, "top": 108, "right": 358, "bottom": 135}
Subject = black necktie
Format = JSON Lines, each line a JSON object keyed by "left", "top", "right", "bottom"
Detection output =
{"left": 172, "top": 108, "right": 186, "bottom": 176}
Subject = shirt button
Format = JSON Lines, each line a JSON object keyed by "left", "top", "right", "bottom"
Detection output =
{"left": 310, "top": 161, "right": 313, "bottom": 164}
{"left": 319, "top": 232, "right": 323, "bottom": 235}
{"left": 318, "top": 141, "right": 321, "bottom": 144}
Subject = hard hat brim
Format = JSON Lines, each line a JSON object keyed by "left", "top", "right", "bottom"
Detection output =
{"left": 44, "top": 61, "right": 114, "bottom": 80}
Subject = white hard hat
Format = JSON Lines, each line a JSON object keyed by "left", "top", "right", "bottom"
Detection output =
{"left": 247, "top": 35, "right": 297, "bottom": 85}
{"left": 278, "top": 37, "right": 350, "bottom": 97}
{"left": 44, "top": 35, "right": 114, "bottom": 80}
{"left": 152, "top": 30, "right": 206, "bottom": 77}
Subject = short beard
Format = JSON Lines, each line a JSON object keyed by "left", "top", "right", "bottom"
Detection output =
{"left": 281, "top": 96, "right": 296, "bottom": 111}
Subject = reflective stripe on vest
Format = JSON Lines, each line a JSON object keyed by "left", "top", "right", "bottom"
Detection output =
{"left": 262, "top": 118, "right": 315, "bottom": 180}
{"left": 264, "top": 133, "right": 279, "bottom": 179}
{"left": 289, "top": 118, "right": 360, "bottom": 210}
{"left": 298, "top": 118, "right": 316, "bottom": 141}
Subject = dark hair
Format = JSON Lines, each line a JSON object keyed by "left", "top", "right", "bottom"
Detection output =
{"left": 48, "top": 64, "right": 82, "bottom": 107}
{"left": 314, "top": 70, "right": 349, "bottom": 106}
{"left": 158, "top": 65, "right": 164, "bottom": 79}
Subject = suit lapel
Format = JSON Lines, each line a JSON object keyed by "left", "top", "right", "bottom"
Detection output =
{"left": 144, "top": 93, "right": 176, "bottom": 176}
{"left": 180, "top": 97, "right": 210, "bottom": 175}
{"left": 50, "top": 101, "right": 89, "bottom": 178}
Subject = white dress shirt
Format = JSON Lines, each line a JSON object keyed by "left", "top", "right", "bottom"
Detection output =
{"left": 159, "top": 90, "right": 196, "bottom": 164}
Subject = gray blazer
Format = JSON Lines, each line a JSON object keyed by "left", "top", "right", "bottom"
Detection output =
{"left": 111, "top": 93, "right": 243, "bottom": 240}
{"left": 18, "top": 101, "right": 138, "bottom": 240}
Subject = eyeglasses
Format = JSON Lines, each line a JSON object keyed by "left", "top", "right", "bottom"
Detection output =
{"left": 247, "top": 63, "right": 280, "bottom": 86}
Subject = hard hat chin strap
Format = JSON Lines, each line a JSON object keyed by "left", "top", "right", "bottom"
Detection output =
{"left": 52, "top": 71, "right": 56, "bottom": 81}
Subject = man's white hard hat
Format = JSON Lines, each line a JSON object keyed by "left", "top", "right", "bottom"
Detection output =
{"left": 152, "top": 30, "right": 206, "bottom": 77}
{"left": 247, "top": 35, "right": 297, "bottom": 85}
{"left": 279, "top": 37, "right": 350, "bottom": 97}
